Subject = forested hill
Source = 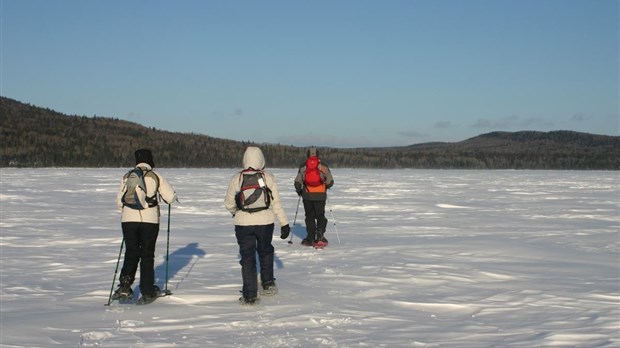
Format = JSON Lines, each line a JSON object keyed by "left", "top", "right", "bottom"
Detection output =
{"left": 1, "top": 96, "right": 618, "bottom": 169}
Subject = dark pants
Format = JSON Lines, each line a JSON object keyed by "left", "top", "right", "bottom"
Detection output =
{"left": 303, "top": 200, "right": 328, "bottom": 241}
{"left": 120, "top": 222, "right": 159, "bottom": 296}
{"left": 235, "top": 224, "right": 275, "bottom": 298}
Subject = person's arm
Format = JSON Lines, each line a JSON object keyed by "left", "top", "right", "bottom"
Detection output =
{"left": 323, "top": 165, "right": 334, "bottom": 189}
{"left": 224, "top": 174, "right": 240, "bottom": 215}
{"left": 156, "top": 173, "right": 177, "bottom": 204}
{"left": 294, "top": 167, "right": 304, "bottom": 195}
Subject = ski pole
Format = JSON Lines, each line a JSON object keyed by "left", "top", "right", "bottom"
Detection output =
{"left": 163, "top": 204, "right": 172, "bottom": 296}
{"left": 288, "top": 195, "right": 301, "bottom": 244}
{"left": 327, "top": 198, "right": 341, "bottom": 244}
{"left": 105, "top": 238, "right": 125, "bottom": 306}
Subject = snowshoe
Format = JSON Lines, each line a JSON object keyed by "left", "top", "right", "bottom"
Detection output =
{"left": 136, "top": 285, "right": 161, "bottom": 305}
{"left": 260, "top": 280, "right": 278, "bottom": 296}
{"left": 313, "top": 241, "right": 328, "bottom": 249}
{"left": 239, "top": 296, "right": 260, "bottom": 306}
{"left": 111, "top": 286, "right": 133, "bottom": 301}
{"left": 301, "top": 238, "right": 314, "bottom": 246}
{"left": 313, "top": 236, "right": 328, "bottom": 249}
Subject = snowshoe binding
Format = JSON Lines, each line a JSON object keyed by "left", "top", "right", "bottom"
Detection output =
{"left": 111, "top": 275, "right": 133, "bottom": 301}
{"left": 111, "top": 286, "right": 133, "bottom": 301}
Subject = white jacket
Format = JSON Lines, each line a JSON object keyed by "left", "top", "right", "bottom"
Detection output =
{"left": 117, "top": 163, "right": 177, "bottom": 224}
{"left": 224, "top": 147, "right": 289, "bottom": 227}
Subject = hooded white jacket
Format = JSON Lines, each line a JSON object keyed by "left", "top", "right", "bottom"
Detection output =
{"left": 116, "top": 163, "right": 177, "bottom": 224}
{"left": 225, "top": 147, "right": 289, "bottom": 227}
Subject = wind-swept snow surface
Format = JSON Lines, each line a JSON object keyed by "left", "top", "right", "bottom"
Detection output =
{"left": 1, "top": 168, "right": 618, "bottom": 347}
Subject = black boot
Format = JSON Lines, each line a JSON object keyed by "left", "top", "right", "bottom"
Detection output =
{"left": 313, "top": 231, "right": 328, "bottom": 248}
{"left": 137, "top": 285, "right": 161, "bottom": 305}
{"left": 301, "top": 229, "right": 316, "bottom": 246}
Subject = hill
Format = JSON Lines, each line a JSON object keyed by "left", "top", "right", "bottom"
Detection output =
{"left": 1, "top": 96, "right": 618, "bottom": 169}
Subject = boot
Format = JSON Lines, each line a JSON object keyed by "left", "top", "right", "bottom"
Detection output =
{"left": 137, "top": 285, "right": 161, "bottom": 305}
{"left": 301, "top": 229, "right": 316, "bottom": 246}
{"left": 313, "top": 231, "right": 328, "bottom": 248}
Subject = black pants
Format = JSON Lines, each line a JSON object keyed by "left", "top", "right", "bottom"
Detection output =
{"left": 120, "top": 222, "right": 159, "bottom": 296}
{"left": 303, "top": 199, "right": 328, "bottom": 241}
{"left": 235, "top": 224, "right": 275, "bottom": 298}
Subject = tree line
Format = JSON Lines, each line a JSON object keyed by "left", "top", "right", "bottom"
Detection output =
{"left": 1, "top": 96, "right": 619, "bottom": 169}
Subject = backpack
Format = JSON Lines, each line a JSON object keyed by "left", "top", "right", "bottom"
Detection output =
{"left": 304, "top": 156, "right": 323, "bottom": 187}
{"left": 235, "top": 170, "right": 272, "bottom": 213}
{"left": 121, "top": 168, "right": 159, "bottom": 209}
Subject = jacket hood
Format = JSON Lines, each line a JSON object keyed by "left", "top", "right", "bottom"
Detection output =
{"left": 136, "top": 163, "right": 153, "bottom": 171}
{"left": 307, "top": 147, "right": 319, "bottom": 158}
{"left": 242, "top": 146, "right": 265, "bottom": 170}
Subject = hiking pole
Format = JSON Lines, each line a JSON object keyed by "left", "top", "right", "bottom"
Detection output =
{"left": 327, "top": 198, "right": 341, "bottom": 244}
{"left": 288, "top": 196, "right": 301, "bottom": 244}
{"left": 105, "top": 238, "right": 125, "bottom": 306}
{"left": 163, "top": 203, "right": 172, "bottom": 296}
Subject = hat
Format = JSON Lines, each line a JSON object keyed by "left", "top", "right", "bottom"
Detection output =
{"left": 135, "top": 148, "right": 155, "bottom": 167}
{"left": 307, "top": 147, "right": 319, "bottom": 158}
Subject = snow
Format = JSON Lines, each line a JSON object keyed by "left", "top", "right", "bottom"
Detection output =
{"left": 1, "top": 168, "right": 619, "bottom": 347}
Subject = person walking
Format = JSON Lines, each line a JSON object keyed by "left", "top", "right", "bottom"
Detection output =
{"left": 113, "top": 149, "right": 177, "bottom": 304}
{"left": 225, "top": 146, "right": 290, "bottom": 305}
{"left": 294, "top": 147, "right": 334, "bottom": 247}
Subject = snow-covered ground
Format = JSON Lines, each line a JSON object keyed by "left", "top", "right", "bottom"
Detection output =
{"left": 1, "top": 168, "right": 618, "bottom": 347}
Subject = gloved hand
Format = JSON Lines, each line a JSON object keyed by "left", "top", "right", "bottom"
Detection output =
{"left": 296, "top": 189, "right": 303, "bottom": 196}
{"left": 280, "top": 224, "right": 290, "bottom": 239}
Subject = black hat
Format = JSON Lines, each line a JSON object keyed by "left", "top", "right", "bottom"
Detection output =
{"left": 135, "top": 149, "right": 155, "bottom": 167}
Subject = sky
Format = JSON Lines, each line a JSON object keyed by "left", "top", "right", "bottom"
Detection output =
{"left": 1, "top": 0, "right": 618, "bottom": 148}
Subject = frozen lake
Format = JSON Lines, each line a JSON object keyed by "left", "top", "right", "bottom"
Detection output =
{"left": 1, "top": 168, "right": 618, "bottom": 347}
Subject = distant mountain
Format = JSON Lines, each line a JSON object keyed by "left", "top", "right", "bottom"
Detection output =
{"left": 434, "top": 130, "right": 619, "bottom": 169}
{"left": 1, "top": 96, "right": 618, "bottom": 169}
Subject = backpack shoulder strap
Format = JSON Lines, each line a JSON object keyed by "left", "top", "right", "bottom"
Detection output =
{"left": 124, "top": 168, "right": 137, "bottom": 179}
{"left": 143, "top": 170, "right": 160, "bottom": 204}
{"left": 144, "top": 170, "right": 159, "bottom": 189}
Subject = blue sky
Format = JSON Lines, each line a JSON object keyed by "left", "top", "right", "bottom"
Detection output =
{"left": 2, "top": 0, "right": 618, "bottom": 148}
